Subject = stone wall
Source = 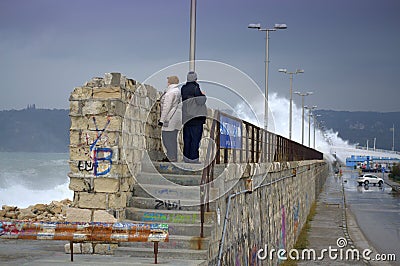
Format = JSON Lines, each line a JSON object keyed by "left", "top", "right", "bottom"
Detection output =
{"left": 209, "top": 160, "right": 328, "bottom": 265}
{"left": 68, "top": 73, "right": 162, "bottom": 222}
{"left": 67, "top": 73, "right": 329, "bottom": 264}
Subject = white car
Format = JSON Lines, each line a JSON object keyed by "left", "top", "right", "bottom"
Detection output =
{"left": 357, "top": 174, "right": 384, "bottom": 186}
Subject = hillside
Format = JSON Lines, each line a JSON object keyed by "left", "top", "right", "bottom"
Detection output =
{"left": 0, "top": 108, "right": 398, "bottom": 152}
{"left": 315, "top": 110, "right": 399, "bottom": 151}
{"left": 0, "top": 107, "right": 69, "bottom": 152}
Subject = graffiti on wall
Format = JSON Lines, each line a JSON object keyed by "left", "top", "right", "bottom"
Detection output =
{"left": 77, "top": 116, "right": 113, "bottom": 176}
{"left": 280, "top": 205, "right": 286, "bottom": 250}
{"left": 155, "top": 199, "right": 182, "bottom": 210}
{"left": 0, "top": 221, "right": 168, "bottom": 243}
{"left": 293, "top": 201, "right": 300, "bottom": 236}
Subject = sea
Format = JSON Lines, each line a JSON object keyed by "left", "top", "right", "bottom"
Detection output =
{"left": 0, "top": 152, "right": 73, "bottom": 208}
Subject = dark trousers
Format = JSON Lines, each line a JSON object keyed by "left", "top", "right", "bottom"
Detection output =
{"left": 183, "top": 124, "right": 203, "bottom": 162}
{"left": 162, "top": 130, "right": 178, "bottom": 161}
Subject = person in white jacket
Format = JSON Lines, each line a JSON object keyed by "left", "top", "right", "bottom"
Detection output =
{"left": 158, "top": 76, "right": 182, "bottom": 162}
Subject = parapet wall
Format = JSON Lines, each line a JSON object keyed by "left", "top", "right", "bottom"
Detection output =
{"left": 209, "top": 160, "right": 328, "bottom": 265}
{"left": 68, "top": 73, "right": 162, "bottom": 221}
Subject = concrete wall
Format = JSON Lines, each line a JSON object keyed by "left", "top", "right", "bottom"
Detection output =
{"left": 68, "top": 73, "right": 162, "bottom": 221}
{"left": 208, "top": 160, "right": 328, "bottom": 265}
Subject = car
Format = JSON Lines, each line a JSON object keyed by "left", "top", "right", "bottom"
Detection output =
{"left": 357, "top": 174, "right": 384, "bottom": 186}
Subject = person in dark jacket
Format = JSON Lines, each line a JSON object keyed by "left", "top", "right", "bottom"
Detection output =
{"left": 181, "top": 71, "right": 207, "bottom": 163}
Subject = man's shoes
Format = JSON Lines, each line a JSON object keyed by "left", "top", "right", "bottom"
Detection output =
{"left": 183, "top": 158, "right": 201, "bottom": 164}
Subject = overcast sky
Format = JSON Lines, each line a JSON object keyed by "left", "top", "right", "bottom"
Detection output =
{"left": 1, "top": 0, "right": 399, "bottom": 112}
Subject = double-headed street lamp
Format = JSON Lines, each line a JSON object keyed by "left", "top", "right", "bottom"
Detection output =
{"left": 279, "top": 68, "right": 304, "bottom": 140}
{"left": 304, "top": 105, "right": 317, "bottom": 147}
{"left": 294, "top": 91, "right": 313, "bottom": 145}
{"left": 248, "top": 23, "right": 287, "bottom": 130}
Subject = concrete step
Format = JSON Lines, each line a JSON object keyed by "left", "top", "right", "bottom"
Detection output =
{"left": 142, "top": 161, "right": 226, "bottom": 176}
{"left": 125, "top": 207, "right": 216, "bottom": 224}
{"left": 136, "top": 172, "right": 202, "bottom": 186}
{"left": 114, "top": 246, "right": 208, "bottom": 261}
{"left": 129, "top": 196, "right": 216, "bottom": 211}
{"left": 119, "top": 235, "right": 210, "bottom": 250}
{"left": 122, "top": 220, "right": 213, "bottom": 237}
{"left": 133, "top": 183, "right": 200, "bottom": 200}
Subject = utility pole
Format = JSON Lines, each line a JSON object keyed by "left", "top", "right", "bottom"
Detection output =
{"left": 391, "top": 124, "right": 395, "bottom": 151}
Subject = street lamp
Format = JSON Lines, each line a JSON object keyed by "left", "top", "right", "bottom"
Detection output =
{"left": 279, "top": 68, "right": 304, "bottom": 139}
{"left": 294, "top": 91, "right": 313, "bottom": 145}
{"left": 248, "top": 23, "right": 287, "bottom": 130}
{"left": 304, "top": 105, "right": 317, "bottom": 147}
{"left": 390, "top": 124, "right": 395, "bottom": 151}
{"left": 313, "top": 114, "right": 321, "bottom": 149}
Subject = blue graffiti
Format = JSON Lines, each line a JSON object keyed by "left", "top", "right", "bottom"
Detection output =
{"left": 93, "top": 147, "right": 113, "bottom": 176}
{"left": 90, "top": 116, "right": 112, "bottom": 176}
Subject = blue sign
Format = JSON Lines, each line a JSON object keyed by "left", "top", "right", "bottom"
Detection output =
{"left": 382, "top": 167, "right": 385, "bottom": 173}
{"left": 220, "top": 114, "right": 242, "bottom": 149}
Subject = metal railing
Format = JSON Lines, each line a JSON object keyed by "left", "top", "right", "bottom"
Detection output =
{"left": 199, "top": 110, "right": 323, "bottom": 238}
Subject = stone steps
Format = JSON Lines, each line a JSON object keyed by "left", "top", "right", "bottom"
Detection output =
{"left": 129, "top": 196, "right": 216, "bottom": 212}
{"left": 125, "top": 207, "right": 215, "bottom": 224}
{"left": 136, "top": 172, "right": 203, "bottom": 186}
{"left": 141, "top": 161, "right": 226, "bottom": 177}
{"left": 133, "top": 183, "right": 200, "bottom": 200}
{"left": 121, "top": 160, "right": 217, "bottom": 263}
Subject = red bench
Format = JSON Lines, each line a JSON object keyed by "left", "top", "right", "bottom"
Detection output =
{"left": 0, "top": 220, "right": 169, "bottom": 264}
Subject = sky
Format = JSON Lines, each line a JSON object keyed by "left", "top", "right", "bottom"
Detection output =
{"left": 1, "top": 0, "right": 400, "bottom": 112}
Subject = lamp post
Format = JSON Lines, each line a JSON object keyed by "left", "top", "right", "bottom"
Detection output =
{"left": 279, "top": 68, "right": 304, "bottom": 139}
{"left": 313, "top": 114, "right": 321, "bottom": 149}
{"left": 305, "top": 105, "right": 317, "bottom": 147}
{"left": 248, "top": 23, "right": 287, "bottom": 130}
{"left": 189, "top": 0, "right": 196, "bottom": 71}
{"left": 390, "top": 124, "right": 395, "bottom": 151}
{"left": 294, "top": 91, "right": 313, "bottom": 145}
{"left": 373, "top": 137, "right": 376, "bottom": 151}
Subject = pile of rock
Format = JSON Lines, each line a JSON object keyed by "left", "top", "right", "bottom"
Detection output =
{"left": 0, "top": 199, "right": 72, "bottom": 222}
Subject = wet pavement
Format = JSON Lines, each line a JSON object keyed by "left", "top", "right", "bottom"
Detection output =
{"left": 300, "top": 170, "right": 399, "bottom": 266}
{"left": 298, "top": 173, "right": 365, "bottom": 265}
{"left": 343, "top": 170, "right": 400, "bottom": 263}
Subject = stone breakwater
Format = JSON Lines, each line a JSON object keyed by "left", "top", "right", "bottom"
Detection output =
{"left": 0, "top": 199, "right": 72, "bottom": 222}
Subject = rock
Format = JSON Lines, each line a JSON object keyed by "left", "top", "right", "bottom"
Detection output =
{"left": 2, "top": 205, "right": 18, "bottom": 212}
{"left": 1, "top": 199, "right": 72, "bottom": 222}
{"left": 33, "top": 204, "right": 47, "bottom": 212}
{"left": 5, "top": 211, "right": 18, "bottom": 219}
{"left": 17, "top": 208, "right": 36, "bottom": 220}
{"left": 52, "top": 206, "right": 62, "bottom": 214}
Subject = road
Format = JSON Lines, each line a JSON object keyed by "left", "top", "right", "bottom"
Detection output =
{"left": 343, "top": 169, "right": 400, "bottom": 263}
